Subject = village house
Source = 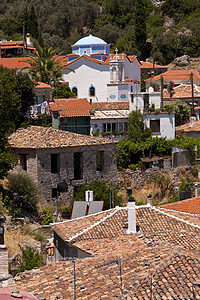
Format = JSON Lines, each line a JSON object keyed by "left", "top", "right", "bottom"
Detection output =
{"left": 176, "top": 116, "right": 200, "bottom": 139}
{"left": 145, "top": 69, "right": 200, "bottom": 92}
{"left": 49, "top": 98, "right": 92, "bottom": 135}
{"left": 8, "top": 126, "right": 117, "bottom": 204}
{"left": 144, "top": 110, "right": 175, "bottom": 139}
{"left": 140, "top": 61, "right": 167, "bottom": 76}
{"left": 8, "top": 198, "right": 200, "bottom": 299}
{"left": 90, "top": 101, "right": 129, "bottom": 138}
{"left": 0, "top": 34, "right": 35, "bottom": 58}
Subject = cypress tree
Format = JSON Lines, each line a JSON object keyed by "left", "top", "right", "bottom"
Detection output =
{"left": 135, "top": 0, "right": 147, "bottom": 59}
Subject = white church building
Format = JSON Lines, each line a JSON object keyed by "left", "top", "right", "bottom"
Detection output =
{"left": 62, "top": 34, "right": 141, "bottom": 102}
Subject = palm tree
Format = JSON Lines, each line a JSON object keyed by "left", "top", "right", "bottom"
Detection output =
{"left": 24, "top": 44, "right": 69, "bottom": 85}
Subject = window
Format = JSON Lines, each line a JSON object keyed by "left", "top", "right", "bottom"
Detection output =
{"left": 112, "top": 123, "right": 116, "bottom": 132}
{"left": 74, "top": 152, "right": 83, "bottom": 180}
{"left": 103, "top": 123, "right": 106, "bottom": 132}
{"left": 144, "top": 94, "right": 149, "bottom": 107}
{"left": 107, "top": 123, "right": 111, "bottom": 131}
{"left": 150, "top": 120, "right": 160, "bottom": 133}
{"left": 89, "top": 86, "right": 95, "bottom": 97}
{"left": 72, "top": 87, "right": 78, "bottom": 97}
{"left": 96, "top": 151, "right": 104, "bottom": 171}
{"left": 20, "top": 154, "right": 27, "bottom": 171}
{"left": 51, "top": 154, "right": 60, "bottom": 174}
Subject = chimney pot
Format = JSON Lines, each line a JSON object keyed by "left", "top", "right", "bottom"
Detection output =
{"left": 127, "top": 189, "right": 136, "bottom": 234}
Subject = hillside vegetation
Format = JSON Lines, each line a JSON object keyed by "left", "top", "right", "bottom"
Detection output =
{"left": 1, "top": 0, "right": 200, "bottom": 64}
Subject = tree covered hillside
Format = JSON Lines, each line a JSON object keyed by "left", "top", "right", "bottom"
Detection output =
{"left": 1, "top": 0, "right": 200, "bottom": 63}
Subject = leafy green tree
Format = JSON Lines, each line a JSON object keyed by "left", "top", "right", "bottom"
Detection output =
{"left": 172, "top": 100, "right": 191, "bottom": 126}
{"left": 0, "top": 67, "right": 20, "bottom": 178}
{"left": 13, "top": 72, "right": 35, "bottom": 117}
{"left": 7, "top": 171, "right": 39, "bottom": 209}
{"left": 127, "top": 110, "right": 144, "bottom": 142}
{"left": 74, "top": 180, "right": 122, "bottom": 210}
{"left": 52, "top": 84, "right": 74, "bottom": 99}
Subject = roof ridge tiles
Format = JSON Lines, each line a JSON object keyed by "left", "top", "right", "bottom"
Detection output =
{"left": 154, "top": 207, "right": 200, "bottom": 230}
{"left": 68, "top": 207, "right": 120, "bottom": 242}
{"left": 51, "top": 207, "right": 115, "bottom": 226}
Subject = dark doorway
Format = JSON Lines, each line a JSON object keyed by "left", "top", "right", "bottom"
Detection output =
{"left": 74, "top": 152, "right": 83, "bottom": 180}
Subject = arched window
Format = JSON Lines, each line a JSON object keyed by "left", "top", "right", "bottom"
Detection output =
{"left": 72, "top": 87, "right": 78, "bottom": 97}
{"left": 89, "top": 86, "right": 95, "bottom": 97}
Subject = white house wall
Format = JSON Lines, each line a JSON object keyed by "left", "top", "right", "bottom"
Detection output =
{"left": 124, "top": 59, "right": 141, "bottom": 82}
{"left": 107, "top": 83, "right": 129, "bottom": 101}
{"left": 62, "top": 58, "right": 110, "bottom": 102}
{"left": 144, "top": 113, "right": 175, "bottom": 140}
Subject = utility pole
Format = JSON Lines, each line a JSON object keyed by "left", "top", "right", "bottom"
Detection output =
{"left": 191, "top": 72, "right": 194, "bottom": 115}
{"left": 23, "top": 22, "right": 26, "bottom": 55}
{"left": 160, "top": 75, "right": 164, "bottom": 107}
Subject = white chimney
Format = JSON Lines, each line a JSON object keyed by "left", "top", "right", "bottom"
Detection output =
{"left": 147, "top": 194, "right": 152, "bottom": 206}
{"left": 127, "top": 189, "right": 136, "bottom": 234}
{"left": 190, "top": 116, "right": 196, "bottom": 127}
{"left": 26, "top": 33, "right": 31, "bottom": 46}
{"left": 85, "top": 190, "right": 93, "bottom": 203}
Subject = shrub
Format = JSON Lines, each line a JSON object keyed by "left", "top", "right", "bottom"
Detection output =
{"left": 7, "top": 171, "right": 39, "bottom": 208}
{"left": 12, "top": 245, "right": 43, "bottom": 276}
{"left": 41, "top": 208, "right": 53, "bottom": 225}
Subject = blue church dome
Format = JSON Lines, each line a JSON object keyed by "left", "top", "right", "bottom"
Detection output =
{"left": 73, "top": 34, "right": 108, "bottom": 46}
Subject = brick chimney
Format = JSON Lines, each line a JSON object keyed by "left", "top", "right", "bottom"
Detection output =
{"left": 127, "top": 189, "right": 136, "bottom": 234}
{"left": 0, "top": 216, "right": 14, "bottom": 287}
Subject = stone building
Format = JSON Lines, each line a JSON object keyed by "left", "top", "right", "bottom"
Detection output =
{"left": 9, "top": 126, "right": 117, "bottom": 204}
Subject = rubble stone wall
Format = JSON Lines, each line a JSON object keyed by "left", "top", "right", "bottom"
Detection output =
{"left": 13, "top": 144, "right": 117, "bottom": 204}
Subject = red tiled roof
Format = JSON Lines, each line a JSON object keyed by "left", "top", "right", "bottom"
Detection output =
{"left": 9, "top": 205, "right": 200, "bottom": 300}
{"left": 49, "top": 98, "right": 92, "bottom": 117}
{"left": 176, "top": 120, "right": 200, "bottom": 132}
{"left": 9, "top": 126, "right": 116, "bottom": 149}
{"left": 140, "top": 61, "right": 167, "bottom": 69}
{"left": 125, "top": 77, "right": 141, "bottom": 83}
{"left": 0, "top": 57, "right": 30, "bottom": 69}
{"left": 92, "top": 101, "right": 129, "bottom": 111}
{"left": 146, "top": 69, "right": 200, "bottom": 82}
{"left": 35, "top": 82, "right": 51, "bottom": 89}
{"left": 66, "top": 54, "right": 103, "bottom": 66}
{"left": 0, "top": 40, "right": 23, "bottom": 46}
{"left": 127, "top": 55, "right": 138, "bottom": 63}
{"left": 163, "top": 84, "right": 200, "bottom": 99}
{"left": 161, "top": 197, "right": 200, "bottom": 214}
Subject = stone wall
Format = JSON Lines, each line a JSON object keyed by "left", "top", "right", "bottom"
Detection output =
{"left": 0, "top": 245, "right": 14, "bottom": 287}
{"left": 13, "top": 143, "right": 117, "bottom": 204}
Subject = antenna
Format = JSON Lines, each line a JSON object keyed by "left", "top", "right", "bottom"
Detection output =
{"left": 95, "top": 257, "right": 124, "bottom": 300}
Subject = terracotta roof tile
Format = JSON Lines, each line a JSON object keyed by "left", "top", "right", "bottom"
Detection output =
{"left": 146, "top": 69, "right": 200, "bottom": 82}
{"left": 8, "top": 126, "right": 117, "bottom": 149}
{"left": 140, "top": 61, "right": 167, "bottom": 69}
{"left": 0, "top": 58, "right": 30, "bottom": 69}
{"left": 161, "top": 197, "right": 200, "bottom": 215}
{"left": 176, "top": 120, "right": 200, "bottom": 132}
{"left": 9, "top": 205, "right": 200, "bottom": 299}
{"left": 163, "top": 84, "right": 200, "bottom": 99}
{"left": 49, "top": 98, "right": 92, "bottom": 118}
{"left": 35, "top": 82, "right": 51, "bottom": 89}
